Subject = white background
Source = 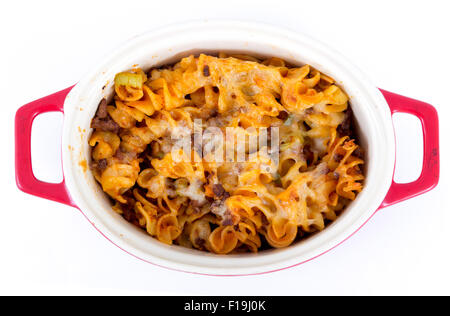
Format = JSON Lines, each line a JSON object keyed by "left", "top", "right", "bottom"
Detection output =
{"left": 1, "top": 0, "right": 449, "bottom": 295}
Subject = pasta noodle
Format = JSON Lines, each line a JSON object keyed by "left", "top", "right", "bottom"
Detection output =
{"left": 89, "top": 53, "right": 365, "bottom": 253}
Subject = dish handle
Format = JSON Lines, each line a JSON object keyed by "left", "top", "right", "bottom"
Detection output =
{"left": 379, "top": 89, "right": 439, "bottom": 208}
{"left": 15, "top": 86, "right": 77, "bottom": 207}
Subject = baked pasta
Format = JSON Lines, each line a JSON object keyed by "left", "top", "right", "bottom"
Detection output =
{"left": 89, "top": 53, "right": 365, "bottom": 254}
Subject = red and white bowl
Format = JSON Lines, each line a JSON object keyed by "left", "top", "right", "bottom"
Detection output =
{"left": 15, "top": 21, "right": 440, "bottom": 275}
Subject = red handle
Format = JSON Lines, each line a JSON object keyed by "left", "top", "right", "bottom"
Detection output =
{"left": 15, "top": 86, "right": 77, "bottom": 207}
{"left": 379, "top": 89, "right": 439, "bottom": 208}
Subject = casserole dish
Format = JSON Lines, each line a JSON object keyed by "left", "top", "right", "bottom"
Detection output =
{"left": 14, "top": 21, "right": 439, "bottom": 275}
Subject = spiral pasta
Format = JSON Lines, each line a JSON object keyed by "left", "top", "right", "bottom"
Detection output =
{"left": 89, "top": 53, "right": 365, "bottom": 253}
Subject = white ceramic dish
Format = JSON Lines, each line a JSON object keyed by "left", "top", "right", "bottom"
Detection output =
{"left": 15, "top": 21, "right": 439, "bottom": 275}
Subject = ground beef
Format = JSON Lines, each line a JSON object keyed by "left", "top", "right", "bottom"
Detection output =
{"left": 353, "top": 147, "right": 364, "bottom": 159}
{"left": 210, "top": 190, "right": 233, "bottom": 226}
{"left": 277, "top": 111, "right": 289, "bottom": 121}
{"left": 120, "top": 197, "right": 138, "bottom": 226}
{"left": 194, "top": 237, "right": 206, "bottom": 248}
{"left": 203, "top": 65, "right": 210, "bottom": 77}
{"left": 337, "top": 107, "right": 353, "bottom": 136}
{"left": 114, "top": 148, "right": 137, "bottom": 163}
{"left": 92, "top": 158, "right": 107, "bottom": 171}
{"left": 96, "top": 99, "right": 108, "bottom": 119}
{"left": 90, "top": 99, "right": 120, "bottom": 133}
{"left": 212, "top": 183, "right": 226, "bottom": 198}
{"left": 220, "top": 208, "right": 236, "bottom": 226}
{"left": 221, "top": 216, "right": 234, "bottom": 226}
{"left": 91, "top": 116, "right": 120, "bottom": 133}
